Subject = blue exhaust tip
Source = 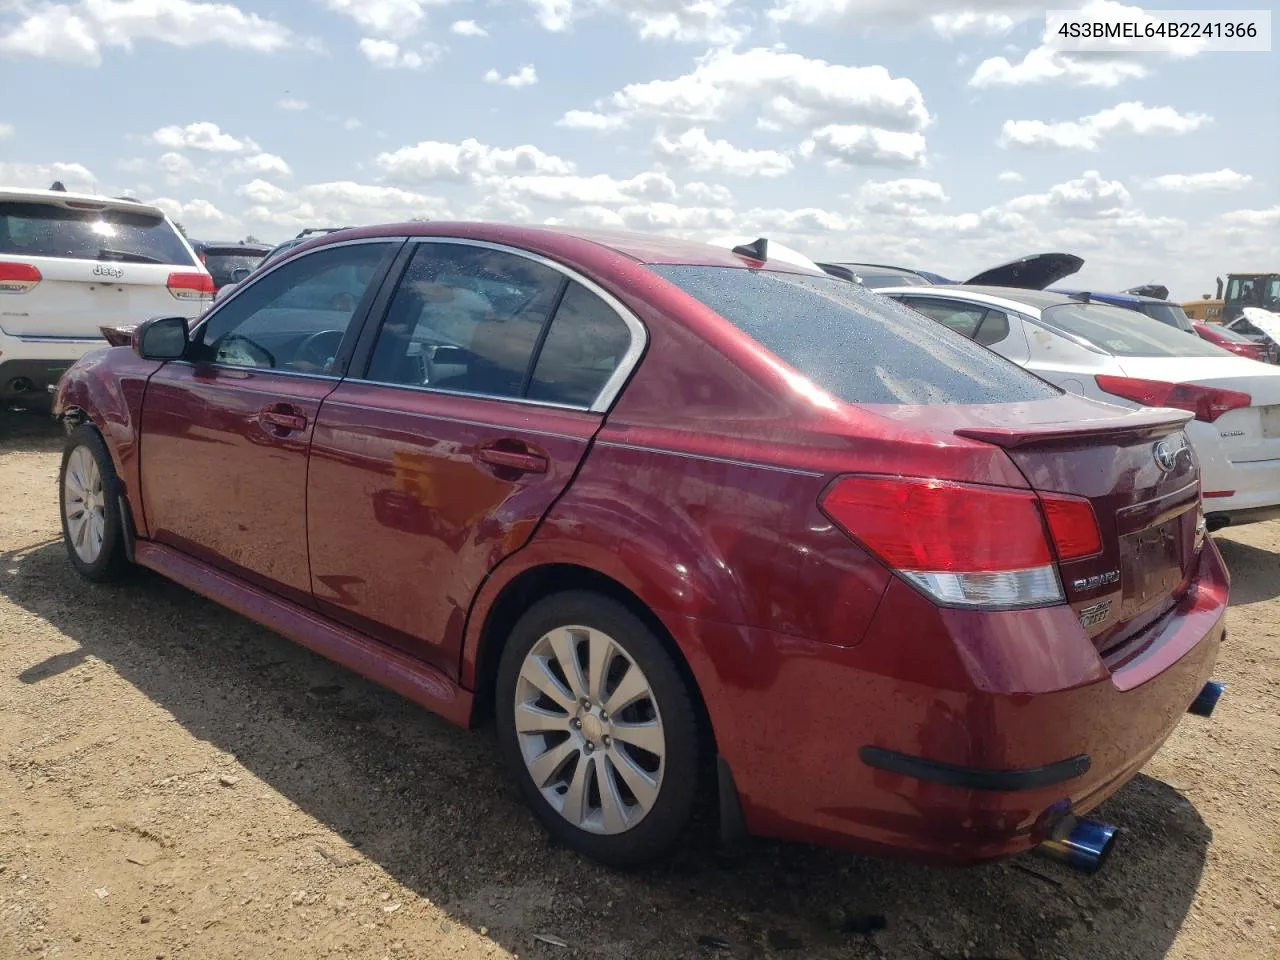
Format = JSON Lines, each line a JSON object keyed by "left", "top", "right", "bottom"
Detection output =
{"left": 1188, "top": 680, "right": 1226, "bottom": 718}
{"left": 1036, "top": 817, "right": 1118, "bottom": 875}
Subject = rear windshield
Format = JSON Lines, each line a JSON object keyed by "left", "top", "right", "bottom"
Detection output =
{"left": 1139, "top": 302, "right": 1195, "bottom": 333}
{"left": 649, "top": 265, "right": 1059, "bottom": 405}
{"left": 0, "top": 201, "right": 195, "bottom": 266}
{"left": 854, "top": 271, "right": 930, "bottom": 289}
{"left": 1041, "top": 302, "right": 1227, "bottom": 357}
{"left": 1209, "top": 323, "right": 1258, "bottom": 344}
{"left": 203, "top": 251, "right": 267, "bottom": 287}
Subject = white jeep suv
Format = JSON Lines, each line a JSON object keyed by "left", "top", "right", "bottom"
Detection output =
{"left": 0, "top": 185, "right": 212, "bottom": 403}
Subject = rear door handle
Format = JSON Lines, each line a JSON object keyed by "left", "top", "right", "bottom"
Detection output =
{"left": 258, "top": 405, "right": 307, "bottom": 432}
{"left": 474, "top": 444, "right": 549, "bottom": 475}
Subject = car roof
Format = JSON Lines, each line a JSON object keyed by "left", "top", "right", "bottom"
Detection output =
{"left": 194, "top": 241, "right": 272, "bottom": 254}
{"left": 0, "top": 185, "right": 167, "bottom": 220}
{"left": 878, "top": 284, "right": 1085, "bottom": 310}
{"left": 824, "top": 261, "right": 923, "bottom": 276}
{"left": 1053, "top": 288, "right": 1167, "bottom": 306}
{"left": 282, "top": 221, "right": 828, "bottom": 273}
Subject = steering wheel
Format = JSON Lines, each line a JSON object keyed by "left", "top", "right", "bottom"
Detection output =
{"left": 295, "top": 329, "right": 345, "bottom": 372}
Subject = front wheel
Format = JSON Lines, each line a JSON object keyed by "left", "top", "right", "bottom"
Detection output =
{"left": 59, "top": 424, "right": 129, "bottom": 582}
{"left": 495, "top": 591, "right": 702, "bottom": 866}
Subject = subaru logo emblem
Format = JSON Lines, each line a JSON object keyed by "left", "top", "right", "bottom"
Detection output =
{"left": 1153, "top": 434, "right": 1186, "bottom": 472}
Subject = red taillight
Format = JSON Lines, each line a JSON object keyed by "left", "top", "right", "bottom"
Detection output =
{"left": 1095, "top": 374, "right": 1251, "bottom": 423}
{"left": 1038, "top": 493, "right": 1102, "bottom": 560}
{"left": 167, "top": 271, "right": 214, "bottom": 301}
{"left": 0, "top": 261, "right": 42, "bottom": 294}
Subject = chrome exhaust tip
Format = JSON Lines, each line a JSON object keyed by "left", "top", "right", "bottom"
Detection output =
{"left": 1188, "top": 680, "right": 1226, "bottom": 718}
{"left": 1035, "top": 816, "right": 1118, "bottom": 875}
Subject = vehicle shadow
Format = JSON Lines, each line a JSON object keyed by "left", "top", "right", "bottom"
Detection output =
{"left": 0, "top": 538, "right": 1211, "bottom": 960}
{"left": 1214, "top": 536, "right": 1280, "bottom": 606}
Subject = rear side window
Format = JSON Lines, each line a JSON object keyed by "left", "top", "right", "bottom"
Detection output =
{"left": 202, "top": 250, "right": 267, "bottom": 287}
{"left": 1138, "top": 302, "right": 1195, "bottom": 333}
{"left": 1041, "top": 302, "right": 1227, "bottom": 357}
{"left": 528, "top": 282, "right": 633, "bottom": 406}
{"left": 0, "top": 201, "right": 195, "bottom": 265}
{"left": 650, "top": 265, "right": 1057, "bottom": 405}
{"left": 900, "top": 297, "right": 1012, "bottom": 347}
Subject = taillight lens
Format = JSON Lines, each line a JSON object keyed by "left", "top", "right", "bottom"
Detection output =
{"left": 0, "top": 261, "right": 42, "bottom": 294}
{"left": 1095, "top": 374, "right": 1251, "bottom": 423}
{"left": 819, "top": 476, "right": 1100, "bottom": 608}
{"left": 167, "top": 271, "right": 214, "bottom": 301}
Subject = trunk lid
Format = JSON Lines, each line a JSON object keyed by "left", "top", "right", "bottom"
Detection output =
{"left": 962, "top": 252, "right": 1084, "bottom": 290}
{"left": 948, "top": 400, "right": 1200, "bottom": 654}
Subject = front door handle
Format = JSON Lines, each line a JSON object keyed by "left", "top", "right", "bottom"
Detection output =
{"left": 474, "top": 443, "right": 549, "bottom": 475}
{"left": 258, "top": 405, "right": 307, "bottom": 432}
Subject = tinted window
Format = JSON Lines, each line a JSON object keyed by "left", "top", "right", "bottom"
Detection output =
{"left": 196, "top": 242, "right": 394, "bottom": 374}
{"left": 529, "top": 282, "right": 633, "bottom": 406}
{"left": 1211, "top": 323, "right": 1260, "bottom": 344}
{"left": 900, "top": 297, "right": 1012, "bottom": 347}
{"left": 1040, "top": 302, "right": 1228, "bottom": 358}
{"left": 650, "top": 265, "right": 1057, "bottom": 405}
{"left": 0, "top": 200, "right": 195, "bottom": 265}
{"left": 1138, "top": 302, "right": 1195, "bottom": 333}
{"left": 203, "top": 250, "right": 267, "bottom": 287}
{"left": 365, "top": 243, "right": 565, "bottom": 400}
{"left": 857, "top": 272, "right": 930, "bottom": 289}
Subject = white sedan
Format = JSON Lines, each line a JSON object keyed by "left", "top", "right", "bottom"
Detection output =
{"left": 879, "top": 284, "right": 1280, "bottom": 531}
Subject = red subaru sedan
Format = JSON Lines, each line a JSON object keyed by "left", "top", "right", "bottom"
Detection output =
{"left": 52, "top": 223, "right": 1227, "bottom": 870}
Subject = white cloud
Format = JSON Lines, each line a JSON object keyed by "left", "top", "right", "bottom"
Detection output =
{"left": 556, "top": 110, "right": 627, "bottom": 132}
{"left": 0, "top": 0, "right": 304, "bottom": 66}
{"left": 484, "top": 65, "right": 538, "bottom": 87}
{"left": 450, "top": 19, "right": 486, "bottom": 36}
{"left": 240, "top": 181, "right": 450, "bottom": 231}
{"left": 1221, "top": 206, "right": 1280, "bottom": 228}
{"left": 236, "top": 178, "right": 289, "bottom": 206}
{"left": 929, "top": 12, "right": 1017, "bottom": 37}
{"left": 799, "top": 125, "right": 928, "bottom": 168}
{"left": 376, "top": 138, "right": 576, "bottom": 183}
{"left": 970, "top": 1, "right": 1206, "bottom": 88}
{"left": 278, "top": 98, "right": 309, "bottom": 111}
{"left": 682, "top": 181, "right": 735, "bottom": 205}
{"left": 0, "top": 161, "right": 97, "bottom": 193}
{"left": 0, "top": 122, "right": 12, "bottom": 139}
{"left": 233, "top": 153, "right": 293, "bottom": 178}
{"left": 523, "top": 0, "right": 744, "bottom": 44}
{"left": 768, "top": 0, "right": 1033, "bottom": 31}
{"left": 343, "top": 118, "right": 363, "bottom": 131}
{"left": 999, "top": 102, "right": 1210, "bottom": 151}
{"left": 1142, "top": 170, "right": 1253, "bottom": 193}
{"left": 997, "top": 170, "right": 1024, "bottom": 183}
{"left": 358, "top": 37, "right": 442, "bottom": 69}
{"left": 857, "top": 178, "right": 947, "bottom": 214}
{"left": 573, "top": 47, "right": 931, "bottom": 138}
{"left": 153, "top": 197, "right": 227, "bottom": 228}
{"left": 152, "top": 121, "right": 260, "bottom": 154}
{"left": 324, "top": 0, "right": 430, "bottom": 36}
{"left": 1007, "top": 170, "right": 1131, "bottom": 218}
{"left": 653, "top": 128, "right": 793, "bottom": 177}
{"left": 492, "top": 171, "right": 682, "bottom": 206}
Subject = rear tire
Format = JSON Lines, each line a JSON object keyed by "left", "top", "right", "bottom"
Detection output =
{"left": 59, "top": 424, "right": 129, "bottom": 583}
{"left": 495, "top": 590, "right": 701, "bottom": 866}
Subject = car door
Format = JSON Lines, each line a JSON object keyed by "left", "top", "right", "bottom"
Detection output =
{"left": 306, "top": 238, "right": 642, "bottom": 674}
{"left": 139, "top": 239, "right": 402, "bottom": 607}
{"left": 894, "top": 295, "right": 1031, "bottom": 364}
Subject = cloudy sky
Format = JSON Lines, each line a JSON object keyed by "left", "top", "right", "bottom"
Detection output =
{"left": 1, "top": 0, "right": 1275, "bottom": 299}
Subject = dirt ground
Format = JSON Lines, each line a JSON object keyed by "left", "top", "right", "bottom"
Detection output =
{"left": 1, "top": 408, "right": 1277, "bottom": 960}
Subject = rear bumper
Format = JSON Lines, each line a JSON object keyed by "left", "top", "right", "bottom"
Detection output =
{"left": 677, "top": 539, "right": 1228, "bottom": 865}
{"left": 0, "top": 331, "right": 107, "bottom": 398}
{"left": 1188, "top": 421, "right": 1280, "bottom": 524}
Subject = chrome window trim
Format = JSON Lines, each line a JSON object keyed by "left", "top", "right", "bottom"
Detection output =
{"left": 398, "top": 236, "right": 649, "bottom": 414}
{"left": 342, "top": 376, "right": 601, "bottom": 415}
{"left": 173, "top": 236, "right": 402, "bottom": 381}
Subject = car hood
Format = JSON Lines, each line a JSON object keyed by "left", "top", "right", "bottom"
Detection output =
{"left": 1242, "top": 307, "right": 1280, "bottom": 345}
{"left": 963, "top": 253, "right": 1084, "bottom": 289}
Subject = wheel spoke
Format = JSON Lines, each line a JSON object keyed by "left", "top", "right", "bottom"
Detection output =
{"left": 603, "top": 664, "right": 649, "bottom": 717}
{"left": 611, "top": 719, "right": 664, "bottom": 756}
{"left": 595, "top": 754, "right": 629, "bottom": 833}
{"left": 559, "top": 755, "right": 592, "bottom": 827}
{"left": 514, "top": 702, "right": 570, "bottom": 735}
{"left": 547, "top": 629, "right": 587, "bottom": 702}
{"left": 609, "top": 748, "right": 659, "bottom": 811}
{"left": 518, "top": 655, "right": 576, "bottom": 714}
{"left": 585, "top": 630, "right": 614, "bottom": 704}
{"left": 526, "top": 738, "right": 578, "bottom": 789}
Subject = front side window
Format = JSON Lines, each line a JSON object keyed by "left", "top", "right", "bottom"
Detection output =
{"left": 650, "top": 265, "right": 1057, "bottom": 405}
{"left": 365, "top": 243, "right": 566, "bottom": 400}
{"left": 195, "top": 241, "right": 395, "bottom": 374}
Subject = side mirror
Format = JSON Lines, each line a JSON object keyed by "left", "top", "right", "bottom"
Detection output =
{"left": 230, "top": 266, "right": 252, "bottom": 283}
{"left": 132, "top": 316, "right": 190, "bottom": 361}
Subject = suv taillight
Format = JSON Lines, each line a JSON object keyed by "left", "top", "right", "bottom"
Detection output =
{"left": 0, "top": 261, "right": 42, "bottom": 294}
{"left": 1095, "top": 374, "right": 1251, "bottom": 423}
{"left": 819, "top": 476, "right": 1101, "bottom": 608}
{"left": 167, "top": 271, "right": 214, "bottom": 301}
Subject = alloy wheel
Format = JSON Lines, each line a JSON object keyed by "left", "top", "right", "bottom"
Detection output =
{"left": 63, "top": 445, "right": 106, "bottom": 565}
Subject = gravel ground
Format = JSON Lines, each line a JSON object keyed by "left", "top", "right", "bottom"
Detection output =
{"left": 1, "top": 408, "right": 1278, "bottom": 960}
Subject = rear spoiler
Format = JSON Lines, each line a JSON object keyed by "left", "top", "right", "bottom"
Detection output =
{"left": 0, "top": 190, "right": 164, "bottom": 220}
{"left": 955, "top": 408, "right": 1193, "bottom": 448}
